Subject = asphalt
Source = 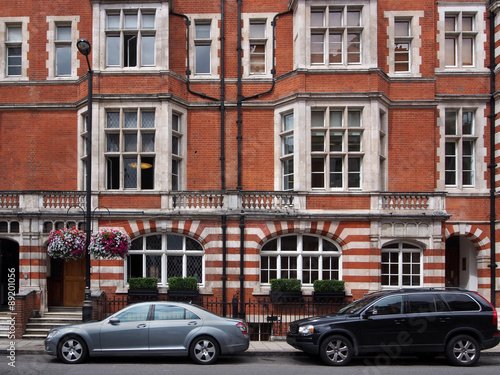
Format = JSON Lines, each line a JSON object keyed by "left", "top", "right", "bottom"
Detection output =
{"left": 0, "top": 337, "right": 499, "bottom": 357}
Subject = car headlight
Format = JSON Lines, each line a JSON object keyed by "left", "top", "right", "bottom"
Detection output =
{"left": 298, "top": 325, "right": 315, "bottom": 336}
{"left": 46, "top": 329, "right": 59, "bottom": 340}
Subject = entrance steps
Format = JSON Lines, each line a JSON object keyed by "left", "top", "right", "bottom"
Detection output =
{"left": 0, "top": 310, "right": 13, "bottom": 338}
{"left": 22, "top": 307, "right": 83, "bottom": 339}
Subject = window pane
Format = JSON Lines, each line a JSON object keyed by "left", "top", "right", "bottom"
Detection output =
{"left": 7, "top": 26, "right": 22, "bottom": 41}
{"left": 146, "top": 255, "right": 161, "bottom": 278}
{"left": 462, "top": 111, "right": 473, "bottom": 135}
{"left": 283, "top": 134, "right": 293, "bottom": 155}
{"left": 348, "top": 157, "right": 361, "bottom": 188}
{"left": 250, "top": 44, "right": 266, "bottom": 73}
{"left": 167, "top": 256, "right": 183, "bottom": 278}
{"left": 124, "top": 34, "right": 137, "bottom": 67}
{"left": 347, "top": 33, "right": 361, "bottom": 63}
{"left": 311, "top": 10, "right": 324, "bottom": 27}
{"left": 250, "top": 23, "right": 266, "bottom": 38}
{"left": 312, "top": 111, "right": 325, "bottom": 127}
{"left": 195, "top": 24, "right": 211, "bottom": 39}
{"left": 445, "top": 111, "right": 457, "bottom": 135}
{"left": 142, "top": 111, "right": 155, "bottom": 128}
{"left": 312, "top": 157, "right": 325, "bottom": 188}
{"left": 56, "top": 46, "right": 71, "bottom": 76}
{"left": 107, "top": 36, "right": 120, "bottom": 66}
{"left": 283, "top": 113, "right": 293, "bottom": 131}
{"left": 146, "top": 235, "right": 162, "bottom": 249}
{"left": 445, "top": 16, "right": 456, "bottom": 32}
{"left": 329, "top": 33, "right": 342, "bottom": 64}
{"left": 329, "top": 11, "right": 342, "bottom": 27}
{"left": 348, "top": 110, "right": 361, "bottom": 127}
{"left": 445, "top": 38, "right": 456, "bottom": 66}
{"left": 142, "top": 133, "right": 155, "bottom": 152}
{"left": 125, "top": 14, "right": 138, "bottom": 29}
{"left": 462, "top": 16, "right": 474, "bottom": 32}
{"left": 330, "top": 111, "right": 343, "bottom": 127}
{"left": 56, "top": 26, "right": 72, "bottom": 41}
{"left": 281, "top": 235, "right": 297, "bottom": 251}
{"left": 106, "top": 134, "right": 120, "bottom": 152}
{"left": 107, "top": 157, "right": 120, "bottom": 189}
{"left": 172, "top": 159, "right": 179, "bottom": 191}
{"left": 142, "top": 14, "right": 155, "bottom": 29}
{"left": 303, "top": 236, "right": 319, "bottom": 251}
{"left": 330, "top": 157, "right": 343, "bottom": 188}
{"left": 346, "top": 11, "right": 360, "bottom": 26}
{"left": 141, "top": 157, "right": 154, "bottom": 189}
{"left": 7, "top": 48, "right": 22, "bottom": 76}
{"left": 172, "top": 114, "right": 180, "bottom": 131}
{"left": 348, "top": 131, "right": 361, "bottom": 152}
{"left": 195, "top": 45, "right": 211, "bottom": 73}
{"left": 187, "top": 256, "right": 203, "bottom": 282}
{"left": 462, "top": 37, "right": 473, "bottom": 66}
{"left": 124, "top": 158, "right": 138, "bottom": 188}
{"left": 311, "top": 132, "right": 325, "bottom": 152}
{"left": 167, "top": 234, "right": 183, "bottom": 250}
{"left": 124, "top": 134, "right": 137, "bottom": 152}
{"left": 107, "top": 14, "right": 120, "bottom": 30}
{"left": 107, "top": 112, "right": 120, "bottom": 128}
{"left": 395, "top": 21, "right": 409, "bottom": 36}
{"left": 311, "top": 34, "right": 324, "bottom": 64}
{"left": 142, "top": 35, "right": 155, "bottom": 66}
{"left": 124, "top": 112, "right": 138, "bottom": 128}
{"left": 330, "top": 132, "right": 343, "bottom": 151}
{"left": 172, "top": 135, "right": 179, "bottom": 155}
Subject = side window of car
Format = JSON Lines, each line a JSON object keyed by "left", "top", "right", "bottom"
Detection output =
{"left": 440, "top": 293, "right": 481, "bottom": 311}
{"left": 115, "top": 304, "right": 151, "bottom": 322}
{"left": 154, "top": 305, "right": 201, "bottom": 320}
{"left": 368, "top": 295, "right": 403, "bottom": 315}
{"left": 407, "top": 293, "right": 437, "bottom": 313}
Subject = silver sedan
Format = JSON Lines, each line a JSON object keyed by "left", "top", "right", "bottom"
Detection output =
{"left": 44, "top": 301, "right": 249, "bottom": 365}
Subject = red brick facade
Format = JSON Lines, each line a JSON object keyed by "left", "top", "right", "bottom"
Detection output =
{"left": 0, "top": 0, "right": 499, "bottom": 316}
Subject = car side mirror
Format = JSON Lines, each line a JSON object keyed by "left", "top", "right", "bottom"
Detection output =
{"left": 109, "top": 317, "right": 120, "bottom": 325}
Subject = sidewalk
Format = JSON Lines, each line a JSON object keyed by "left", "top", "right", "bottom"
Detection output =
{"left": 0, "top": 338, "right": 498, "bottom": 356}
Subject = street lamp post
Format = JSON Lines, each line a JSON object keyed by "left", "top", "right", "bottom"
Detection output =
{"left": 77, "top": 38, "right": 93, "bottom": 322}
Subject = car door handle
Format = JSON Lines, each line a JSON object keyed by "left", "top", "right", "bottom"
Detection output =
{"left": 137, "top": 324, "right": 147, "bottom": 329}
{"left": 188, "top": 321, "right": 198, "bottom": 326}
{"left": 439, "top": 317, "right": 451, "bottom": 323}
{"left": 394, "top": 319, "right": 406, "bottom": 325}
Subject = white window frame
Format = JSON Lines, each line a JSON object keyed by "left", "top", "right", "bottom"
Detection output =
{"left": 381, "top": 242, "right": 423, "bottom": 288}
{"left": 0, "top": 18, "right": 29, "bottom": 80}
{"left": 188, "top": 15, "right": 220, "bottom": 79}
{"left": 280, "top": 112, "right": 294, "bottom": 191}
{"left": 437, "top": 104, "right": 486, "bottom": 192}
{"left": 126, "top": 234, "right": 205, "bottom": 287}
{"left": 46, "top": 16, "right": 80, "bottom": 79}
{"left": 242, "top": 14, "right": 273, "bottom": 78}
{"left": 437, "top": 4, "right": 487, "bottom": 73}
{"left": 384, "top": 11, "right": 424, "bottom": 77}
{"left": 260, "top": 234, "right": 342, "bottom": 286}
{"left": 310, "top": 107, "right": 364, "bottom": 191}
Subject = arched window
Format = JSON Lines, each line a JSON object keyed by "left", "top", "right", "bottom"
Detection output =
{"left": 126, "top": 234, "right": 204, "bottom": 285}
{"left": 260, "top": 234, "right": 342, "bottom": 285}
{"left": 381, "top": 242, "right": 423, "bottom": 287}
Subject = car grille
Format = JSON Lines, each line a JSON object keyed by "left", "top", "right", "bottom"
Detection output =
{"left": 289, "top": 324, "right": 298, "bottom": 334}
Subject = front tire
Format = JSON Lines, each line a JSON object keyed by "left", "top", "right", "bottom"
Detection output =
{"left": 445, "top": 335, "right": 480, "bottom": 366}
{"left": 57, "top": 335, "right": 88, "bottom": 364}
{"left": 319, "top": 335, "right": 353, "bottom": 366}
{"left": 189, "top": 336, "right": 220, "bottom": 365}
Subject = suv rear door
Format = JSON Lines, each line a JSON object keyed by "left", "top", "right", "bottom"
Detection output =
{"left": 405, "top": 292, "right": 451, "bottom": 350}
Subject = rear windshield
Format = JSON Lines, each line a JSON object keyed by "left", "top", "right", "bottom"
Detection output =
{"left": 440, "top": 293, "right": 481, "bottom": 312}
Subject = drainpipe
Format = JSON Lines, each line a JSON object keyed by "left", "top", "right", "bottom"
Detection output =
{"left": 171, "top": 4, "right": 228, "bottom": 311}
{"left": 235, "top": 0, "right": 293, "bottom": 305}
{"left": 488, "top": 4, "right": 497, "bottom": 307}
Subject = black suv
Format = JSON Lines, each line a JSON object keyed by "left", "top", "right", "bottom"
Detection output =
{"left": 287, "top": 288, "right": 499, "bottom": 366}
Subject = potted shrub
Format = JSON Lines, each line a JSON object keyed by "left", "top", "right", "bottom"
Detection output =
{"left": 269, "top": 278, "right": 303, "bottom": 304}
{"left": 167, "top": 277, "right": 200, "bottom": 301}
{"left": 128, "top": 277, "right": 159, "bottom": 300}
{"left": 313, "top": 279, "right": 346, "bottom": 301}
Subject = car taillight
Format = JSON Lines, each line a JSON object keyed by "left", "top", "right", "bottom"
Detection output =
{"left": 236, "top": 322, "right": 248, "bottom": 335}
{"left": 473, "top": 291, "right": 498, "bottom": 326}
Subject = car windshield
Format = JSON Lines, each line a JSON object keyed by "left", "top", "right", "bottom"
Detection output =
{"left": 337, "top": 293, "right": 383, "bottom": 315}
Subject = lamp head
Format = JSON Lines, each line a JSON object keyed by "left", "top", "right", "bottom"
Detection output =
{"left": 77, "top": 38, "right": 92, "bottom": 56}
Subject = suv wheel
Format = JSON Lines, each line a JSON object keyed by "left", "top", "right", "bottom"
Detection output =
{"left": 445, "top": 335, "right": 480, "bottom": 366}
{"left": 319, "top": 335, "right": 353, "bottom": 366}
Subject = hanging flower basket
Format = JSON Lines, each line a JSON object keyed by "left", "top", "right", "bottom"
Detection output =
{"left": 47, "top": 227, "right": 86, "bottom": 260}
{"left": 89, "top": 229, "right": 131, "bottom": 259}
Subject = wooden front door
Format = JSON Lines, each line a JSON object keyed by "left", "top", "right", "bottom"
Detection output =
{"left": 63, "top": 258, "right": 86, "bottom": 307}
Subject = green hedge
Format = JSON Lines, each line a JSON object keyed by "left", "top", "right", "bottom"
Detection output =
{"left": 313, "top": 279, "right": 345, "bottom": 293}
{"left": 270, "top": 278, "right": 302, "bottom": 292}
{"left": 129, "top": 277, "right": 158, "bottom": 290}
{"left": 168, "top": 277, "right": 199, "bottom": 291}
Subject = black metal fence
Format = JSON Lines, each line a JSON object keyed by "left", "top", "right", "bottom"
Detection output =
{"left": 95, "top": 294, "right": 345, "bottom": 340}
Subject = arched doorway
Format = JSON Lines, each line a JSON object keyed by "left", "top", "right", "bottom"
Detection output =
{"left": 445, "top": 236, "right": 477, "bottom": 290}
{"left": 0, "top": 239, "right": 19, "bottom": 308}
